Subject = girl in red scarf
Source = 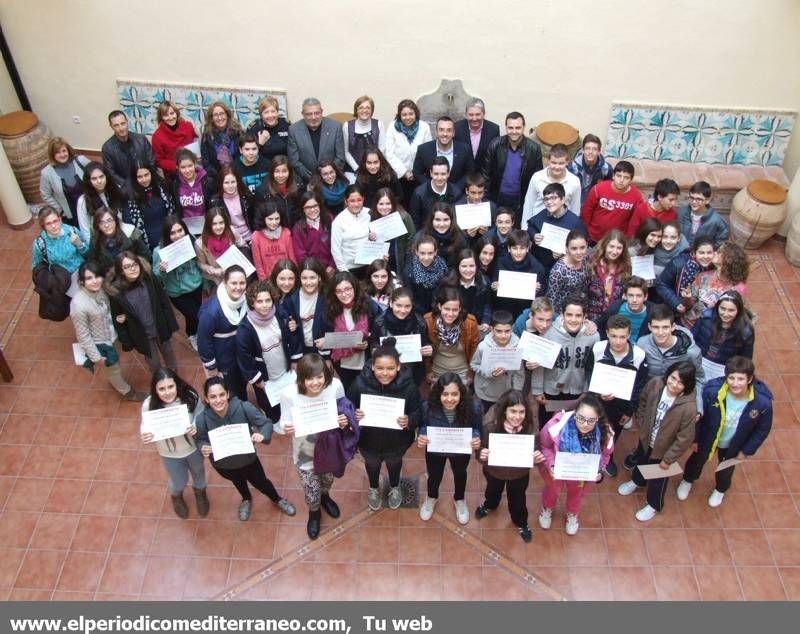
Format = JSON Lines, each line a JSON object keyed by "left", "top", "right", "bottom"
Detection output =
{"left": 195, "top": 206, "right": 245, "bottom": 289}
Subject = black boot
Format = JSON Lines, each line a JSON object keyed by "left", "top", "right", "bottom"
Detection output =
{"left": 194, "top": 488, "right": 210, "bottom": 517}
{"left": 171, "top": 492, "right": 189, "bottom": 519}
{"left": 320, "top": 493, "right": 340, "bottom": 518}
{"left": 307, "top": 509, "right": 322, "bottom": 540}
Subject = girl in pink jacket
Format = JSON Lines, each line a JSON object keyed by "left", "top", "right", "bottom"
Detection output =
{"left": 537, "top": 393, "right": 614, "bottom": 535}
{"left": 251, "top": 201, "right": 296, "bottom": 280}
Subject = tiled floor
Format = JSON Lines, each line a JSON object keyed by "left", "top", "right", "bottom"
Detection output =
{"left": 1, "top": 218, "right": 799, "bottom": 601}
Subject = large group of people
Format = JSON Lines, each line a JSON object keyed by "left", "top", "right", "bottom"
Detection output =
{"left": 35, "top": 94, "right": 772, "bottom": 546}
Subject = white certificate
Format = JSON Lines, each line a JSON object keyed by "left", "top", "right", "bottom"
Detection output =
{"left": 702, "top": 357, "right": 726, "bottom": 380}
{"left": 631, "top": 255, "right": 656, "bottom": 280}
{"left": 207, "top": 423, "right": 255, "bottom": 461}
{"left": 715, "top": 457, "right": 743, "bottom": 472}
{"left": 323, "top": 331, "right": 364, "bottom": 349}
{"left": 369, "top": 213, "right": 408, "bottom": 242}
{"left": 538, "top": 223, "right": 570, "bottom": 253}
{"left": 183, "top": 216, "right": 205, "bottom": 235}
{"left": 553, "top": 452, "right": 601, "bottom": 481}
{"left": 217, "top": 245, "right": 256, "bottom": 278}
{"left": 120, "top": 222, "right": 136, "bottom": 238}
{"left": 159, "top": 235, "right": 196, "bottom": 272}
{"left": 518, "top": 331, "right": 561, "bottom": 369}
{"left": 291, "top": 399, "right": 338, "bottom": 437}
{"left": 354, "top": 240, "right": 390, "bottom": 265}
{"left": 381, "top": 334, "right": 422, "bottom": 363}
{"left": 141, "top": 404, "right": 192, "bottom": 442}
{"left": 480, "top": 346, "right": 523, "bottom": 373}
{"left": 588, "top": 364, "right": 637, "bottom": 400}
{"left": 455, "top": 202, "right": 491, "bottom": 230}
{"left": 72, "top": 343, "right": 88, "bottom": 366}
{"left": 497, "top": 271, "right": 537, "bottom": 300}
{"left": 359, "top": 394, "right": 405, "bottom": 430}
{"left": 183, "top": 140, "right": 201, "bottom": 156}
{"left": 264, "top": 371, "right": 296, "bottom": 407}
{"left": 488, "top": 433, "right": 535, "bottom": 468}
{"left": 427, "top": 427, "right": 473, "bottom": 454}
{"left": 637, "top": 461, "right": 683, "bottom": 479}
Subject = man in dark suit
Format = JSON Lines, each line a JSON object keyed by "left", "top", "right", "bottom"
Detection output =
{"left": 287, "top": 97, "right": 346, "bottom": 184}
{"left": 412, "top": 116, "right": 473, "bottom": 189}
{"left": 454, "top": 98, "right": 500, "bottom": 170}
{"left": 408, "top": 156, "right": 463, "bottom": 228}
{"left": 102, "top": 110, "right": 156, "bottom": 190}
{"left": 481, "top": 111, "right": 543, "bottom": 227}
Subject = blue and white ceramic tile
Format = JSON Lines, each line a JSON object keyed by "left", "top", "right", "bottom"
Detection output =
{"left": 116, "top": 80, "right": 289, "bottom": 136}
{"left": 606, "top": 103, "right": 795, "bottom": 167}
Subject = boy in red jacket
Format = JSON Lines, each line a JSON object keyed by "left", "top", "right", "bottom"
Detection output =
{"left": 580, "top": 161, "right": 642, "bottom": 243}
{"left": 626, "top": 178, "right": 680, "bottom": 237}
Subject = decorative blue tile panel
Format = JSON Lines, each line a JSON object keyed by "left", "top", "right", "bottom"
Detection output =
{"left": 116, "top": 80, "right": 289, "bottom": 136}
{"left": 606, "top": 102, "right": 796, "bottom": 167}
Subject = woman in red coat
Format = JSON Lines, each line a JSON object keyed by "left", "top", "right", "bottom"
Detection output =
{"left": 152, "top": 101, "right": 198, "bottom": 181}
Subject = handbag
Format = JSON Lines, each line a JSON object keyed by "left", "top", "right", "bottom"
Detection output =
{"left": 31, "top": 236, "right": 73, "bottom": 321}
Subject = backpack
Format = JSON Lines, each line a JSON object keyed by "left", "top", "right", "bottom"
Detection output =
{"left": 31, "top": 237, "right": 72, "bottom": 321}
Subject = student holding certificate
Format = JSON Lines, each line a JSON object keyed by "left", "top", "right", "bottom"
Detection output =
{"left": 527, "top": 182, "right": 586, "bottom": 274}
{"left": 195, "top": 206, "right": 247, "bottom": 288}
{"left": 236, "top": 279, "right": 302, "bottom": 420}
{"left": 475, "top": 390, "right": 544, "bottom": 543}
{"left": 538, "top": 393, "right": 613, "bottom": 535}
{"left": 424, "top": 286, "right": 480, "bottom": 387}
{"left": 195, "top": 376, "right": 296, "bottom": 522}
{"left": 617, "top": 362, "right": 698, "bottom": 522}
{"left": 370, "top": 287, "right": 432, "bottom": 384}
{"left": 676, "top": 357, "right": 772, "bottom": 508}
{"left": 368, "top": 188, "right": 415, "bottom": 273}
{"left": 417, "top": 373, "right": 481, "bottom": 525}
{"left": 251, "top": 201, "right": 296, "bottom": 281}
{"left": 282, "top": 258, "right": 328, "bottom": 359}
{"left": 278, "top": 353, "right": 358, "bottom": 540}
{"left": 348, "top": 339, "right": 422, "bottom": 512}
{"left": 152, "top": 216, "right": 204, "bottom": 351}
{"left": 364, "top": 259, "right": 400, "bottom": 313}
{"left": 470, "top": 310, "right": 524, "bottom": 412}
{"left": 141, "top": 368, "right": 208, "bottom": 519}
{"left": 292, "top": 192, "right": 335, "bottom": 273}
{"left": 491, "top": 229, "right": 544, "bottom": 318}
{"left": 545, "top": 229, "right": 589, "bottom": 314}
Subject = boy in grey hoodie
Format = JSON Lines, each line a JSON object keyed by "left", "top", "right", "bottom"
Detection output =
{"left": 471, "top": 310, "right": 525, "bottom": 411}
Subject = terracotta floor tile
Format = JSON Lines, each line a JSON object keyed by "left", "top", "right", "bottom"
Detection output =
{"left": 5, "top": 477, "right": 54, "bottom": 512}
{"left": 482, "top": 527, "right": 531, "bottom": 564}
{"left": 609, "top": 566, "right": 657, "bottom": 600}
{"left": 597, "top": 493, "right": 640, "bottom": 528}
{"left": 737, "top": 566, "right": 788, "bottom": 600}
{"left": 568, "top": 565, "right": 613, "bottom": 600}
{"left": 262, "top": 561, "right": 313, "bottom": 601}
{"left": 227, "top": 558, "right": 269, "bottom": 589}
{"left": 652, "top": 565, "right": 700, "bottom": 600}
{"left": 481, "top": 565, "right": 537, "bottom": 601}
{"left": 312, "top": 530, "right": 359, "bottom": 563}
{"left": 36, "top": 416, "right": 76, "bottom": 446}
{"left": 0, "top": 511, "right": 39, "bottom": 548}
{"left": 10, "top": 387, "right": 56, "bottom": 416}
{"left": 686, "top": 529, "right": 733, "bottom": 565}
{"left": 105, "top": 421, "right": 144, "bottom": 450}
{"left": 719, "top": 493, "right": 762, "bottom": 528}
{"left": 57, "top": 447, "right": 101, "bottom": 479}
{"left": 274, "top": 522, "right": 313, "bottom": 557}
{"left": 353, "top": 563, "right": 398, "bottom": 600}
{"left": 20, "top": 445, "right": 65, "bottom": 478}
{"left": 771, "top": 403, "right": 799, "bottom": 430}
{"left": 528, "top": 565, "right": 571, "bottom": 599}
{"left": 0, "top": 548, "right": 26, "bottom": 587}
{"left": 131, "top": 451, "right": 164, "bottom": 484}
{"left": 0, "top": 445, "right": 30, "bottom": 476}
{"left": 230, "top": 521, "right": 276, "bottom": 560}
{"left": 30, "top": 513, "right": 79, "bottom": 550}
{"left": 94, "top": 449, "right": 138, "bottom": 482}
{"left": 765, "top": 529, "right": 800, "bottom": 565}
{"left": 396, "top": 564, "right": 442, "bottom": 600}
{"left": 754, "top": 494, "right": 800, "bottom": 528}
{"left": 772, "top": 430, "right": 800, "bottom": 461}
{"left": 149, "top": 519, "right": 199, "bottom": 556}
{"left": 70, "top": 515, "right": 118, "bottom": 552}
{"left": 44, "top": 479, "right": 90, "bottom": 514}
{"left": 14, "top": 549, "right": 66, "bottom": 589}
{"left": 0, "top": 414, "right": 40, "bottom": 444}
{"left": 725, "top": 529, "right": 774, "bottom": 566}
{"left": 522, "top": 528, "right": 564, "bottom": 566}
{"left": 9, "top": 588, "right": 52, "bottom": 600}
{"left": 110, "top": 516, "right": 158, "bottom": 554}
{"left": 357, "top": 525, "right": 399, "bottom": 563}
{"left": 694, "top": 566, "right": 743, "bottom": 600}
{"left": 780, "top": 462, "right": 800, "bottom": 494}
{"left": 778, "top": 566, "right": 800, "bottom": 600}
{"left": 182, "top": 557, "right": 232, "bottom": 600}
{"left": 193, "top": 520, "right": 237, "bottom": 557}
{"left": 439, "top": 564, "right": 483, "bottom": 600}
{"left": 310, "top": 562, "right": 357, "bottom": 601}
{"left": 140, "top": 556, "right": 191, "bottom": 599}
{"left": 644, "top": 529, "right": 692, "bottom": 565}
{"left": 68, "top": 419, "right": 112, "bottom": 449}
{"left": 122, "top": 483, "right": 165, "bottom": 517}
{"left": 605, "top": 529, "right": 649, "bottom": 565}
{"left": 82, "top": 481, "right": 129, "bottom": 515}
{"left": 396, "top": 526, "right": 442, "bottom": 564}
{"left": 0, "top": 475, "right": 13, "bottom": 507}
{"left": 50, "top": 590, "right": 95, "bottom": 601}
{"left": 98, "top": 553, "right": 147, "bottom": 595}
{"left": 677, "top": 493, "right": 723, "bottom": 528}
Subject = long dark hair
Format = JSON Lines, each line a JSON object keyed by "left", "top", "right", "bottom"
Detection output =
{"left": 325, "top": 271, "right": 369, "bottom": 324}
{"left": 491, "top": 389, "right": 534, "bottom": 435}
{"left": 148, "top": 367, "right": 199, "bottom": 413}
{"left": 355, "top": 147, "right": 394, "bottom": 188}
{"left": 294, "top": 190, "right": 332, "bottom": 232}
{"left": 215, "top": 165, "right": 250, "bottom": 200}
{"left": 364, "top": 259, "right": 398, "bottom": 298}
{"left": 473, "top": 233, "right": 500, "bottom": 279}
{"left": 711, "top": 290, "right": 752, "bottom": 347}
{"left": 129, "top": 161, "right": 167, "bottom": 206}
{"left": 423, "top": 202, "right": 466, "bottom": 265}
{"left": 82, "top": 161, "right": 126, "bottom": 213}
{"left": 428, "top": 372, "right": 472, "bottom": 422}
{"left": 159, "top": 214, "right": 191, "bottom": 248}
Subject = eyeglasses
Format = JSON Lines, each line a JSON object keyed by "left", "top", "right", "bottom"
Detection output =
{"left": 688, "top": 196, "right": 708, "bottom": 203}
{"left": 304, "top": 203, "right": 320, "bottom": 210}
{"left": 122, "top": 262, "right": 140, "bottom": 272}
{"left": 335, "top": 286, "right": 354, "bottom": 296}
{"left": 575, "top": 413, "right": 598, "bottom": 425}
{"left": 98, "top": 218, "right": 115, "bottom": 226}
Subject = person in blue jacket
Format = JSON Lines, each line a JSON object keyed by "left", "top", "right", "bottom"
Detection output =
{"left": 416, "top": 372, "right": 482, "bottom": 525}
{"left": 676, "top": 181, "right": 729, "bottom": 248}
{"left": 675, "top": 356, "right": 772, "bottom": 508}
{"left": 654, "top": 236, "right": 715, "bottom": 316}
{"left": 690, "top": 291, "right": 754, "bottom": 371}
{"left": 236, "top": 279, "right": 302, "bottom": 420}
{"left": 197, "top": 265, "right": 248, "bottom": 401}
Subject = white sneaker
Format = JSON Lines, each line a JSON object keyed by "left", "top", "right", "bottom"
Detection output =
{"left": 454, "top": 499, "right": 469, "bottom": 525}
{"left": 708, "top": 489, "right": 726, "bottom": 508}
{"left": 565, "top": 513, "right": 580, "bottom": 535}
{"left": 188, "top": 335, "right": 198, "bottom": 351}
{"left": 676, "top": 480, "right": 693, "bottom": 501}
{"left": 419, "top": 496, "right": 437, "bottom": 521}
{"left": 635, "top": 504, "right": 657, "bottom": 522}
{"left": 617, "top": 480, "right": 639, "bottom": 496}
{"left": 367, "top": 487, "right": 382, "bottom": 511}
{"left": 538, "top": 507, "right": 553, "bottom": 530}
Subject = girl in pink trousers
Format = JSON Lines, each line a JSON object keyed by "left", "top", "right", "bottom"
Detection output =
{"left": 537, "top": 393, "right": 614, "bottom": 535}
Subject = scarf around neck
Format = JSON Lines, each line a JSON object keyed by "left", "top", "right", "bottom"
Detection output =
{"left": 436, "top": 316, "right": 461, "bottom": 347}
{"left": 384, "top": 309, "right": 417, "bottom": 335}
{"left": 217, "top": 282, "right": 246, "bottom": 326}
{"left": 247, "top": 306, "right": 276, "bottom": 328}
{"left": 321, "top": 179, "right": 347, "bottom": 206}
{"left": 394, "top": 118, "right": 419, "bottom": 143}
{"left": 409, "top": 254, "right": 448, "bottom": 289}
{"left": 206, "top": 234, "right": 231, "bottom": 259}
{"left": 559, "top": 412, "right": 601, "bottom": 455}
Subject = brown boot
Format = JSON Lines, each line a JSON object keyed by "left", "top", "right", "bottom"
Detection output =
{"left": 194, "top": 487, "right": 209, "bottom": 517}
{"left": 171, "top": 492, "right": 189, "bottom": 519}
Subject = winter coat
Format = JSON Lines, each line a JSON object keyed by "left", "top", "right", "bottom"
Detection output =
{"left": 196, "top": 294, "right": 241, "bottom": 374}
{"left": 195, "top": 397, "right": 272, "bottom": 470}
{"left": 423, "top": 313, "right": 481, "bottom": 382}
{"left": 246, "top": 117, "right": 290, "bottom": 163}
{"left": 152, "top": 119, "right": 197, "bottom": 176}
{"left": 87, "top": 228, "right": 151, "bottom": 276}
{"left": 537, "top": 316, "right": 599, "bottom": 396}
{"left": 70, "top": 286, "right": 117, "bottom": 364}
{"left": 420, "top": 399, "right": 482, "bottom": 459}
{"left": 539, "top": 409, "right": 614, "bottom": 474}
{"left": 235, "top": 315, "right": 301, "bottom": 385}
{"left": 634, "top": 376, "right": 697, "bottom": 464}
{"left": 39, "top": 156, "right": 90, "bottom": 220}
{"left": 291, "top": 221, "right": 335, "bottom": 270}
{"left": 479, "top": 405, "right": 535, "bottom": 481}
{"left": 282, "top": 290, "right": 328, "bottom": 358}
{"left": 152, "top": 246, "right": 204, "bottom": 297}
{"left": 585, "top": 340, "right": 649, "bottom": 421}
{"left": 567, "top": 150, "right": 613, "bottom": 203}
{"left": 691, "top": 308, "right": 754, "bottom": 364}
{"left": 480, "top": 135, "right": 543, "bottom": 202}
{"left": 526, "top": 208, "right": 587, "bottom": 272}
{"left": 677, "top": 205, "right": 729, "bottom": 249}
{"left": 200, "top": 129, "right": 242, "bottom": 186}
{"left": 101, "top": 132, "right": 156, "bottom": 188}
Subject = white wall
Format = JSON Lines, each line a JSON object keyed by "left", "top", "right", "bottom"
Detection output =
{"left": 1, "top": 0, "right": 799, "bottom": 173}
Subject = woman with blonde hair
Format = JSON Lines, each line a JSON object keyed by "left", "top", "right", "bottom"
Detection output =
{"left": 343, "top": 95, "right": 386, "bottom": 172}
{"left": 39, "top": 137, "right": 90, "bottom": 226}
{"left": 151, "top": 100, "right": 198, "bottom": 180}
{"left": 246, "top": 96, "right": 290, "bottom": 163}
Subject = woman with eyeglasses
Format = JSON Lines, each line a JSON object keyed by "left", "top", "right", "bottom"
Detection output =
{"left": 87, "top": 207, "right": 151, "bottom": 276}
{"left": 537, "top": 393, "right": 613, "bottom": 535}
{"left": 106, "top": 250, "right": 179, "bottom": 373}
{"left": 292, "top": 192, "right": 335, "bottom": 274}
